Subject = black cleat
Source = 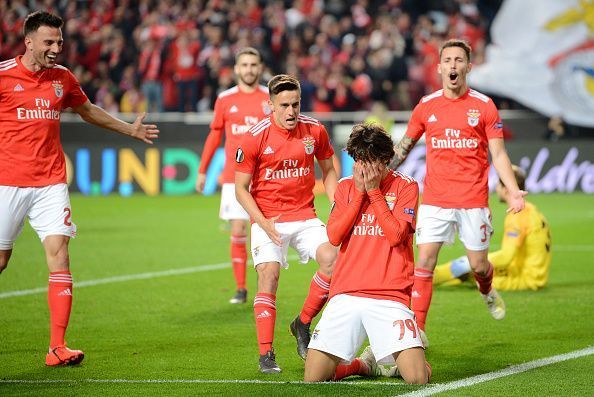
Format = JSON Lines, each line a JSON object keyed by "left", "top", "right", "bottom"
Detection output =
{"left": 289, "top": 316, "right": 311, "bottom": 360}
{"left": 229, "top": 288, "right": 247, "bottom": 304}
{"left": 259, "top": 349, "right": 281, "bottom": 374}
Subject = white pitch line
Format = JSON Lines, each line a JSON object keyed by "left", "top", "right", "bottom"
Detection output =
{"left": 0, "top": 379, "right": 414, "bottom": 386}
{"left": 0, "top": 262, "right": 230, "bottom": 299}
{"left": 1, "top": 245, "right": 592, "bottom": 300}
{"left": 397, "top": 346, "right": 594, "bottom": 397}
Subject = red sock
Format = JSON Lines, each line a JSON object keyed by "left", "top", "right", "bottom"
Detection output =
{"left": 48, "top": 271, "right": 73, "bottom": 348}
{"left": 299, "top": 271, "right": 330, "bottom": 324}
{"left": 333, "top": 358, "right": 364, "bottom": 380}
{"left": 412, "top": 268, "right": 434, "bottom": 331}
{"left": 230, "top": 234, "right": 247, "bottom": 290}
{"left": 253, "top": 293, "right": 276, "bottom": 355}
{"left": 474, "top": 262, "right": 494, "bottom": 295}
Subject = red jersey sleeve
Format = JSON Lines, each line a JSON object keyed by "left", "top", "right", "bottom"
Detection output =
{"left": 315, "top": 124, "right": 334, "bottom": 160}
{"left": 484, "top": 100, "right": 504, "bottom": 140}
{"left": 405, "top": 102, "right": 426, "bottom": 140}
{"left": 209, "top": 96, "right": 225, "bottom": 130}
{"left": 199, "top": 98, "right": 225, "bottom": 173}
{"left": 327, "top": 180, "right": 366, "bottom": 246}
{"left": 368, "top": 189, "right": 411, "bottom": 247}
{"left": 235, "top": 133, "right": 259, "bottom": 175}
{"left": 392, "top": 180, "right": 419, "bottom": 230}
{"left": 63, "top": 69, "right": 88, "bottom": 109}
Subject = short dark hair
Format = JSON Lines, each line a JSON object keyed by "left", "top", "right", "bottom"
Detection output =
{"left": 500, "top": 165, "right": 526, "bottom": 190}
{"left": 23, "top": 11, "right": 63, "bottom": 36}
{"left": 346, "top": 122, "right": 395, "bottom": 165}
{"left": 439, "top": 39, "right": 472, "bottom": 62}
{"left": 268, "top": 74, "right": 300, "bottom": 98}
{"left": 235, "top": 47, "right": 262, "bottom": 64}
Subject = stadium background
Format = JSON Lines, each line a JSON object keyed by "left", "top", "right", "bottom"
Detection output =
{"left": 1, "top": 1, "right": 593, "bottom": 396}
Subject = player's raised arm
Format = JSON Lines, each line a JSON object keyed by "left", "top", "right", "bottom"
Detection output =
{"left": 72, "top": 101, "right": 160, "bottom": 144}
{"left": 391, "top": 135, "right": 418, "bottom": 169}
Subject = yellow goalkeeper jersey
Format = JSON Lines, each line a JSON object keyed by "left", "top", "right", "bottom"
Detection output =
{"left": 490, "top": 201, "right": 552, "bottom": 290}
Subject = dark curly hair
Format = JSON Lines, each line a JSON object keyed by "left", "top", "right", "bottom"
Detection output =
{"left": 346, "top": 122, "right": 395, "bottom": 165}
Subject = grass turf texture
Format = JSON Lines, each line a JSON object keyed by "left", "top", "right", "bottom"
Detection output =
{"left": 0, "top": 193, "right": 592, "bottom": 396}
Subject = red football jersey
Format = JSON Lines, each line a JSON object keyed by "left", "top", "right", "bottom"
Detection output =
{"left": 198, "top": 85, "right": 270, "bottom": 183}
{"left": 235, "top": 114, "right": 334, "bottom": 222}
{"left": 406, "top": 88, "right": 503, "bottom": 208}
{"left": 328, "top": 171, "right": 419, "bottom": 306}
{"left": 0, "top": 56, "right": 88, "bottom": 187}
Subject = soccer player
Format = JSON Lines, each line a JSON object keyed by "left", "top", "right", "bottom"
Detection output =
{"left": 434, "top": 165, "right": 552, "bottom": 291}
{"left": 391, "top": 39, "right": 527, "bottom": 346}
{"left": 195, "top": 47, "right": 269, "bottom": 305}
{"left": 235, "top": 74, "right": 338, "bottom": 373}
{"left": 304, "top": 123, "right": 430, "bottom": 384}
{"left": 0, "top": 11, "right": 159, "bottom": 366}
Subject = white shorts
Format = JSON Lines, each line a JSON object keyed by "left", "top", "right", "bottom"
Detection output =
{"left": 250, "top": 218, "right": 328, "bottom": 268}
{"left": 0, "top": 184, "right": 77, "bottom": 250}
{"left": 219, "top": 183, "right": 249, "bottom": 221}
{"left": 308, "top": 294, "right": 423, "bottom": 365}
{"left": 415, "top": 204, "right": 493, "bottom": 251}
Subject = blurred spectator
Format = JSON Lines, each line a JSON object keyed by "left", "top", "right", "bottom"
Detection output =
{"left": 0, "top": 0, "right": 503, "bottom": 113}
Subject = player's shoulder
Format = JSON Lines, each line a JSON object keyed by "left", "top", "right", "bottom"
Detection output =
{"left": 338, "top": 175, "right": 354, "bottom": 184}
{"left": 257, "top": 84, "right": 269, "bottom": 95}
{"left": 0, "top": 58, "right": 18, "bottom": 74}
{"left": 468, "top": 88, "right": 493, "bottom": 105}
{"left": 392, "top": 170, "right": 418, "bottom": 186}
{"left": 247, "top": 116, "right": 272, "bottom": 137}
{"left": 217, "top": 85, "right": 240, "bottom": 100}
{"left": 298, "top": 113, "right": 321, "bottom": 126}
{"left": 419, "top": 89, "right": 444, "bottom": 105}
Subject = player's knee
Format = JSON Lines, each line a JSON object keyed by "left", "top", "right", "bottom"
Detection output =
{"left": 403, "top": 369, "right": 429, "bottom": 385}
{"left": 316, "top": 244, "right": 337, "bottom": 274}
{"left": 0, "top": 251, "right": 12, "bottom": 273}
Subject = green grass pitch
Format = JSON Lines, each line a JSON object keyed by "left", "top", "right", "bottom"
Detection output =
{"left": 1, "top": 193, "right": 592, "bottom": 396}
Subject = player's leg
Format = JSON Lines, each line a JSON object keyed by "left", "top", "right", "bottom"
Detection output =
{"left": 392, "top": 348, "right": 430, "bottom": 384}
{"left": 290, "top": 219, "right": 337, "bottom": 359}
{"left": 364, "top": 298, "right": 428, "bottom": 384}
{"left": 412, "top": 205, "right": 455, "bottom": 343}
{"left": 255, "top": 261, "right": 282, "bottom": 373}
{"left": 305, "top": 294, "right": 368, "bottom": 381}
{"left": 433, "top": 255, "right": 472, "bottom": 285}
{"left": 458, "top": 208, "right": 505, "bottom": 319}
{"left": 229, "top": 219, "right": 248, "bottom": 304}
{"left": 28, "top": 184, "right": 82, "bottom": 366}
{"left": 220, "top": 184, "right": 250, "bottom": 304}
{"left": 304, "top": 349, "right": 341, "bottom": 382}
{"left": 0, "top": 185, "right": 31, "bottom": 274}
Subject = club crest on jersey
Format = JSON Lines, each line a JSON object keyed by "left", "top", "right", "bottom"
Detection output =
{"left": 52, "top": 81, "right": 63, "bottom": 98}
{"left": 384, "top": 193, "right": 396, "bottom": 210}
{"left": 467, "top": 109, "right": 480, "bottom": 127}
{"left": 262, "top": 101, "right": 272, "bottom": 115}
{"left": 302, "top": 136, "right": 315, "bottom": 155}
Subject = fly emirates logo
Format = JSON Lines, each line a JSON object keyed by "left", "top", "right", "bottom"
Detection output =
{"left": 17, "top": 98, "right": 60, "bottom": 120}
{"left": 231, "top": 116, "right": 260, "bottom": 135}
{"left": 431, "top": 128, "right": 478, "bottom": 149}
{"left": 264, "top": 159, "right": 311, "bottom": 180}
{"left": 353, "top": 214, "right": 384, "bottom": 237}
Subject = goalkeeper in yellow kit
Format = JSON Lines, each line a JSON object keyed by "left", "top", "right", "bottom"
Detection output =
{"left": 434, "top": 166, "right": 551, "bottom": 291}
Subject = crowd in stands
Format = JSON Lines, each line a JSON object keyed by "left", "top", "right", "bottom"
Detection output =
{"left": 0, "top": 0, "right": 502, "bottom": 113}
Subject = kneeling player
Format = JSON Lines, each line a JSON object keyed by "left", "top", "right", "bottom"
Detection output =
{"left": 304, "top": 123, "right": 430, "bottom": 384}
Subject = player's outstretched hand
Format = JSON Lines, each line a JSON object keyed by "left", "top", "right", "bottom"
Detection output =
{"left": 261, "top": 214, "right": 282, "bottom": 246}
{"left": 196, "top": 173, "right": 206, "bottom": 193}
{"left": 131, "top": 112, "right": 160, "bottom": 144}
{"left": 506, "top": 190, "right": 528, "bottom": 213}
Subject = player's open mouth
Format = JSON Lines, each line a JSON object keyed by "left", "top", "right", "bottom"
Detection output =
{"left": 449, "top": 71, "right": 458, "bottom": 83}
{"left": 47, "top": 54, "right": 57, "bottom": 62}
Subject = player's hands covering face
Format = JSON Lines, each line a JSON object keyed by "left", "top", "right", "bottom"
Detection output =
{"left": 362, "top": 161, "right": 383, "bottom": 191}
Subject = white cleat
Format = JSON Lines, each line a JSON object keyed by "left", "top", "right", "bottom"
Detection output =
{"left": 358, "top": 346, "right": 382, "bottom": 377}
{"left": 482, "top": 288, "right": 506, "bottom": 320}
